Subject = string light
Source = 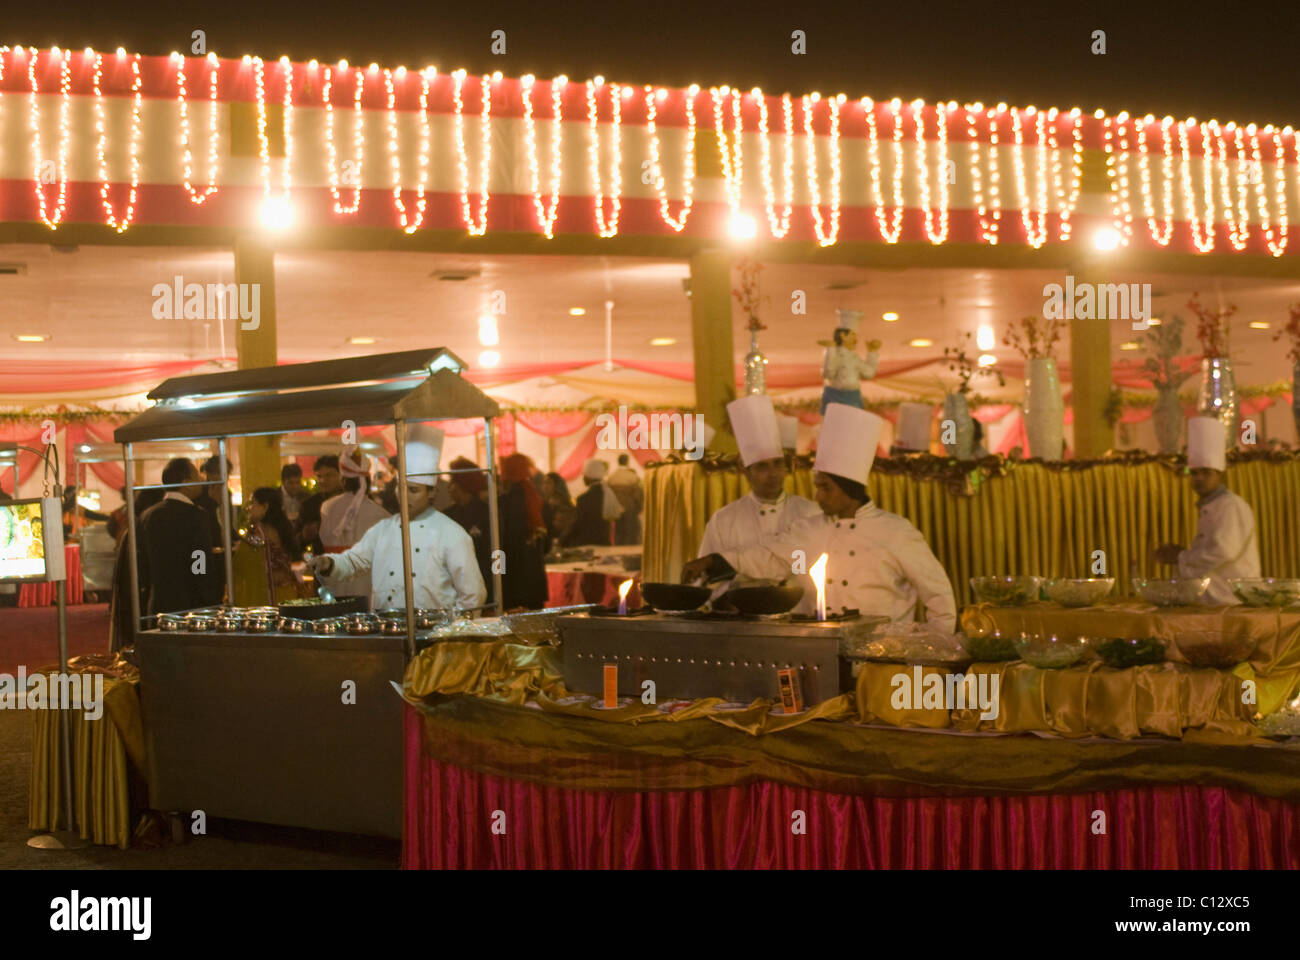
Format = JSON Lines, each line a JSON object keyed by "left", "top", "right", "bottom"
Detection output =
{"left": 711, "top": 85, "right": 744, "bottom": 223}
{"left": 1010, "top": 106, "right": 1050, "bottom": 248}
{"left": 1209, "top": 121, "right": 1249, "bottom": 251}
{"left": 453, "top": 70, "right": 493, "bottom": 236}
{"left": 521, "top": 74, "right": 566, "bottom": 237}
{"left": 1136, "top": 115, "right": 1175, "bottom": 245}
{"left": 863, "top": 97, "right": 905, "bottom": 243}
{"left": 1101, "top": 111, "right": 1134, "bottom": 245}
{"left": 913, "top": 99, "right": 950, "bottom": 244}
{"left": 1250, "top": 124, "right": 1289, "bottom": 257}
{"left": 383, "top": 66, "right": 430, "bottom": 233}
{"left": 324, "top": 63, "right": 365, "bottom": 214}
{"left": 28, "top": 47, "right": 72, "bottom": 229}
{"left": 755, "top": 89, "right": 794, "bottom": 238}
{"left": 1177, "top": 118, "right": 1216, "bottom": 252}
{"left": 1055, "top": 108, "right": 1084, "bottom": 242}
{"left": 176, "top": 52, "right": 220, "bottom": 204}
{"left": 801, "top": 92, "right": 844, "bottom": 246}
{"left": 280, "top": 57, "right": 295, "bottom": 201}
{"left": 587, "top": 77, "right": 623, "bottom": 237}
{"left": 93, "top": 51, "right": 142, "bottom": 232}
{"left": 644, "top": 83, "right": 697, "bottom": 232}
{"left": 966, "top": 103, "right": 1000, "bottom": 244}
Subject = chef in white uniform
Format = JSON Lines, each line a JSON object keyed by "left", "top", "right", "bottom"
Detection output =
{"left": 318, "top": 446, "right": 391, "bottom": 599}
{"left": 1153, "top": 416, "right": 1261, "bottom": 605}
{"left": 310, "top": 426, "right": 486, "bottom": 611}
{"left": 693, "top": 395, "right": 824, "bottom": 562}
{"left": 685, "top": 403, "right": 957, "bottom": 631}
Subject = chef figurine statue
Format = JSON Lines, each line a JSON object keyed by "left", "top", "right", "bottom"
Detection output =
{"left": 819, "top": 309, "right": 882, "bottom": 413}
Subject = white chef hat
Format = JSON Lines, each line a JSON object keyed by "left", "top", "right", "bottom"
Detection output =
{"left": 402, "top": 424, "right": 445, "bottom": 485}
{"left": 583, "top": 457, "right": 609, "bottom": 480}
{"left": 835, "top": 309, "right": 863, "bottom": 334}
{"left": 1187, "top": 416, "right": 1227, "bottom": 472}
{"left": 895, "top": 402, "right": 934, "bottom": 452}
{"left": 726, "top": 394, "right": 784, "bottom": 467}
{"left": 814, "top": 403, "right": 884, "bottom": 484}
{"left": 776, "top": 414, "right": 800, "bottom": 451}
{"left": 339, "top": 445, "right": 370, "bottom": 478}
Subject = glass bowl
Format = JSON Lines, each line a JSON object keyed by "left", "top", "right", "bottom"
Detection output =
{"left": 1132, "top": 577, "right": 1211, "bottom": 607}
{"left": 970, "top": 575, "right": 1042, "bottom": 606}
{"left": 1014, "top": 634, "right": 1089, "bottom": 669}
{"left": 1095, "top": 637, "right": 1166, "bottom": 668}
{"left": 1176, "top": 630, "right": 1256, "bottom": 668}
{"left": 1044, "top": 578, "right": 1115, "bottom": 607}
{"left": 963, "top": 632, "right": 1020, "bottom": 661}
{"left": 1229, "top": 578, "right": 1300, "bottom": 608}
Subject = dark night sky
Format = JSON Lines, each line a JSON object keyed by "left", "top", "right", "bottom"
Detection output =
{"left": 9, "top": 0, "right": 1299, "bottom": 125}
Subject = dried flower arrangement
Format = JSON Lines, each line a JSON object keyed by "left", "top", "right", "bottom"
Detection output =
{"left": 731, "top": 258, "right": 767, "bottom": 332}
{"left": 1139, "top": 315, "right": 1197, "bottom": 389}
{"left": 943, "top": 332, "right": 1007, "bottom": 395}
{"left": 1273, "top": 303, "right": 1300, "bottom": 366}
{"left": 1186, "top": 292, "right": 1237, "bottom": 358}
{"left": 1002, "top": 315, "right": 1063, "bottom": 360}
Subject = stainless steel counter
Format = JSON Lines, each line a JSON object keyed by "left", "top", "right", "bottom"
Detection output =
{"left": 135, "top": 627, "right": 406, "bottom": 838}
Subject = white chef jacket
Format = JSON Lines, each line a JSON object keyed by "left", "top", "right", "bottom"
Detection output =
{"left": 821, "top": 345, "right": 880, "bottom": 390}
{"left": 720, "top": 502, "right": 957, "bottom": 632}
{"left": 321, "top": 508, "right": 486, "bottom": 612}
{"left": 319, "top": 492, "right": 391, "bottom": 598}
{"left": 698, "top": 492, "right": 824, "bottom": 557}
{"left": 1177, "top": 487, "right": 1261, "bottom": 605}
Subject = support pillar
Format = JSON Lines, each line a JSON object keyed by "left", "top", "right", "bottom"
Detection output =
{"left": 688, "top": 250, "right": 738, "bottom": 454}
{"left": 234, "top": 235, "right": 281, "bottom": 491}
{"left": 1068, "top": 260, "right": 1115, "bottom": 458}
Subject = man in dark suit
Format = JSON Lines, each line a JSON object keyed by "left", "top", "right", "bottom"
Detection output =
{"left": 139, "top": 458, "right": 223, "bottom": 614}
{"left": 562, "top": 458, "right": 615, "bottom": 547}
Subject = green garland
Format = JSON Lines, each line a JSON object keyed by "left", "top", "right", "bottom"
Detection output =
{"left": 0, "top": 406, "right": 137, "bottom": 427}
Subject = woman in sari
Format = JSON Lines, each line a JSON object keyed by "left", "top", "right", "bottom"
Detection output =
{"left": 233, "top": 487, "right": 304, "bottom": 605}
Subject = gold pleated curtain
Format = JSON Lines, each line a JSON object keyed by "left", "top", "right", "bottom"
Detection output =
{"left": 644, "top": 460, "right": 1300, "bottom": 606}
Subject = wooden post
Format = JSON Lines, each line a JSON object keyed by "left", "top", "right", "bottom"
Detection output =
{"left": 688, "top": 249, "right": 738, "bottom": 454}
{"left": 1069, "top": 259, "right": 1115, "bottom": 458}
{"left": 234, "top": 235, "right": 281, "bottom": 490}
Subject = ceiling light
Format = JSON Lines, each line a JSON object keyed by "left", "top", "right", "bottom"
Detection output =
{"left": 882, "top": 312, "right": 899, "bottom": 322}
{"left": 1249, "top": 321, "right": 1270, "bottom": 329}
{"left": 258, "top": 196, "right": 295, "bottom": 231}
{"left": 348, "top": 336, "right": 377, "bottom": 345}
{"left": 478, "top": 315, "right": 499, "bottom": 346}
{"left": 478, "top": 350, "right": 500, "bottom": 368}
{"left": 1093, "top": 226, "right": 1122, "bottom": 251}
{"left": 1119, "top": 341, "right": 1141, "bottom": 351}
{"left": 649, "top": 337, "right": 676, "bottom": 346}
{"left": 568, "top": 307, "right": 586, "bottom": 316}
{"left": 977, "top": 353, "right": 997, "bottom": 366}
{"left": 729, "top": 213, "right": 757, "bottom": 240}
{"left": 1147, "top": 317, "right": 1162, "bottom": 326}
{"left": 909, "top": 338, "right": 933, "bottom": 348}
{"left": 976, "top": 324, "right": 995, "bottom": 350}
{"left": 13, "top": 334, "right": 47, "bottom": 342}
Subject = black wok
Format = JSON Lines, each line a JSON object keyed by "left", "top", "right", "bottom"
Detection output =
{"left": 716, "top": 582, "right": 805, "bottom": 615}
{"left": 639, "top": 582, "right": 711, "bottom": 612}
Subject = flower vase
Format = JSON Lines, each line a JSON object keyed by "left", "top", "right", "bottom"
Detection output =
{"left": 743, "top": 329, "right": 767, "bottom": 395}
{"left": 1023, "top": 356, "right": 1064, "bottom": 460}
{"left": 1152, "top": 387, "right": 1183, "bottom": 455}
{"left": 1196, "top": 356, "right": 1238, "bottom": 440}
{"left": 1292, "top": 362, "right": 1300, "bottom": 440}
{"left": 941, "top": 392, "right": 974, "bottom": 459}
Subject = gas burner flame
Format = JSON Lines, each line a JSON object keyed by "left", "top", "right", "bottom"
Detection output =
{"left": 617, "top": 578, "right": 634, "bottom": 615}
{"left": 809, "top": 553, "right": 828, "bottom": 621}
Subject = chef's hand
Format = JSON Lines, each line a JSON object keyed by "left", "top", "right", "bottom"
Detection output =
{"left": 1152, "top": 543, "right": 1183, "bottom": 565}
{"left": 866, "top": 339, "right": 882, "bottom": 352}
{"left": 681, "top": 555, "right": 718, "bottom": 585}
{"left": 308, "top": 554, "right": 335, "bottom": 577}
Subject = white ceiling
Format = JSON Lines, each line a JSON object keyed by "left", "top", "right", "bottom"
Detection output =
{"left": 3, "top": 242, "right": 1298, "bottom": 387}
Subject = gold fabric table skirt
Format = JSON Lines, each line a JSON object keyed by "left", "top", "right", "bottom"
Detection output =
{"left": 963, "top": 601, "right": 1300, "bottom": 716}
{"left": 28, "top": 665, "right": 144, "bottom": 850}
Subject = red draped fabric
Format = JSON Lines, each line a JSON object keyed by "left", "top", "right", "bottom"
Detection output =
{"left": 556, "top": 423, "right": 601, "bottom": 481}
{"left": 0, "top": 358, "right": 213, "bottom": 394}
{"left": 66, "top": 423, "right": 127, "bottom": 490}
{"left": 493, "top": 415, "right": 517, "bottom": 457}
{"left": 515, "top": 411, "right": 594, "bottom": 437}
{"left": 0, "top": 426, "right": 53, "bottom": 495}
{"left": 402, "top": 711, "right": 1300, "bottom": 869}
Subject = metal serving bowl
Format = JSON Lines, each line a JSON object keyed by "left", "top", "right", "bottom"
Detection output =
{"left": 155, "top": 613, "right": 187, "bottom": 631}
{"left": 277, "top": 616, "right": 308, "bottom": 633}
{"left": 344, "top": 613, "right": 381, "bottom": 635}
{"left": 244, "top": 615, "right": 276, "bottom": 633}
{"left": 377, "top": 608, "right": 440, "bottom": 630}
{"left": 312, "top": 617, "right": 346, "bottom": 634}
{"left": 184, "top": 615, "right": 216, "bottom": 631}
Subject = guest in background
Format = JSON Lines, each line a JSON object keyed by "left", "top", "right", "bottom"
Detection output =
{"left": 138, "top": 459, "right": 223, "bottom": 615}
{"left": 280, "top": 463, "right": 305, "bottom": 523}
{"left": 499, "top": 453, "right": 549, "bottom": 610}
{"left": 109, "top": 486, "right": 164, "bottom": 652}
{"left": 563, "top": 458, "right": 621, "bottom": 546}
{"left": 445, "top": 456, "right": 494, "bottom": 602}
{"left": 297, "top": 455, "right": 345, "bottom": 555}
{"left": 542, "top": 472, "right": 576, "bottom": 547}
{"left": 606, "top": 453, "right": 644, "bottom": 546}
{"left": 374, "top": 456, "right": 401, "bottom": 514}
{"left": 319, "top": 447, "right": 391, "bottom": 600}
{"left": 196, "top": 455, "right": 235, "bottom": 550}
{"left": 971, "top": 420, "right": 991, "bottom": 459}
{"left": 234, "top": 487, "right": 304, "bottom": 605}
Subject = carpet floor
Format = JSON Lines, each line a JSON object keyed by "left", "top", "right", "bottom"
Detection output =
{"left": 0, "top": 602, "right": 399, "bottom": 869}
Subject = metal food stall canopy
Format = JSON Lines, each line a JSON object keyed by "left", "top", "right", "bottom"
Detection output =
{"left": 113, "top": 347, "right": 505, "bottom": 654}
